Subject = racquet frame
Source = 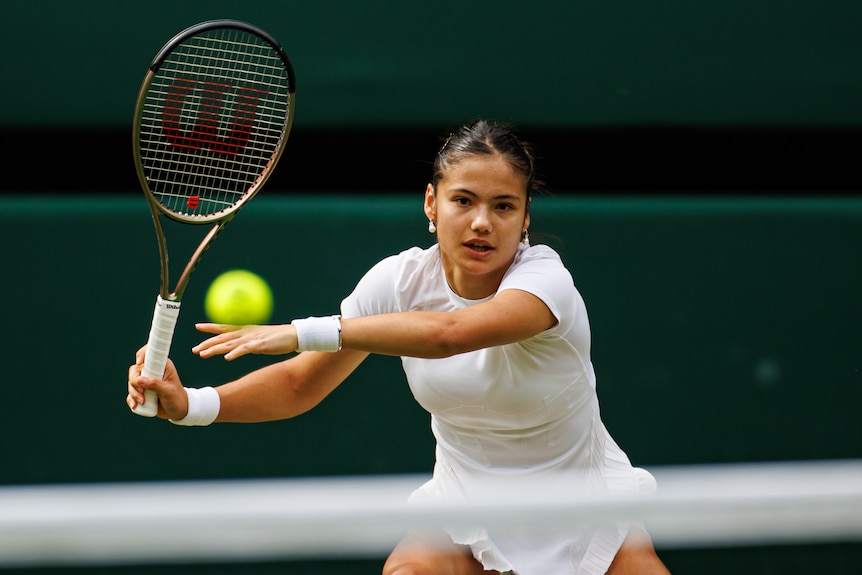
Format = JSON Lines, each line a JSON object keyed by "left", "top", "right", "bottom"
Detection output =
{"left": 131, "top": 19, "right": 295, "bottom": 416}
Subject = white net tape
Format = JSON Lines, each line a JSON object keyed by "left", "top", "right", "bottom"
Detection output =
{"left": 1, "top": 459, "right": 860, "bottom": 567}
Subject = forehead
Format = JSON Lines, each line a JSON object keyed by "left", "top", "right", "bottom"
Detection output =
{"left": 438, "top": 154, "right": 528, "bottom": 198}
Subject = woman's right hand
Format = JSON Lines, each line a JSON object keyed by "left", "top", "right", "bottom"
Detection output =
{"left": 126, "top": 346, "right": 187, "bottom": 420}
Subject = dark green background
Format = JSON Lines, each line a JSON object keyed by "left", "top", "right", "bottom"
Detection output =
{"left": 1, "top": 196, "right": 860, "bottom": 572}
{"left": 5, "top": 196, "right": 858, "bottom": 485}
{"left": 2, "top": 0, "right": 861, "bottom": 572}
{"left": 3, "top": 0, "right": 862, "bottom": 128}
{"left": 5, "top": 0, "right": 862, "bottom": 194}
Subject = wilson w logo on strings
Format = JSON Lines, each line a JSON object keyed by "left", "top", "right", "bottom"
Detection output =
{"left": 161, "top": 77, "right": 269, "bottom": 156}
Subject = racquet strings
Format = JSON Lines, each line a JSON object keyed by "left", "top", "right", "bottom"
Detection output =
{"left": 137, "top": 26, "right": 291, "bottom": 218}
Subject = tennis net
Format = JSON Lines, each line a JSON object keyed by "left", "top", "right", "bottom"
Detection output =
{"left": 1, "top": 459, "right": 860, "bottom": 568}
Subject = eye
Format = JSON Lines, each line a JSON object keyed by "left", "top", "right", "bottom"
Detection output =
{"left": 496, "top": 202, "right": 516, "bottom": 211}
{"left": 453, "top": 196, "right": 471, "bottom": 206}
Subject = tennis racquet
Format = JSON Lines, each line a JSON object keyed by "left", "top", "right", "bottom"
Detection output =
{"left": 131, "top": 20, "right": 296, "bottom": 417}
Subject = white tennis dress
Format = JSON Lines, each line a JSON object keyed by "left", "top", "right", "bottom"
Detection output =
{"left": 340, "top": 243, "right": 655, "bottom": 575}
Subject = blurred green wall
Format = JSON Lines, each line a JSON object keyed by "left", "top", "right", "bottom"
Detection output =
{"left": 1, "top": 195, "right": 860, "bottom": 573}
{"left": 3, "top": 0, "right": 862, "bottom": 128}
{"left": 2, "top": 195, "right": 859, "bottom": 486}
{"left": 3, "top": 2, "right": 861, "bottom": 569}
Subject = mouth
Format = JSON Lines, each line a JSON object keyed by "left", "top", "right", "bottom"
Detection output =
{"left": 464, "top": 241, "right": 493, "bottom": 253}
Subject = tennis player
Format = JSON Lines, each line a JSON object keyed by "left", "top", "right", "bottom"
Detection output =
{"left": 128, "top": 119, "right": 670, "bottom": 575}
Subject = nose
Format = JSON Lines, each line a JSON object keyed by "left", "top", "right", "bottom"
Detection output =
{"left": 471, "top": 206, "right": 492, "bottom": 233}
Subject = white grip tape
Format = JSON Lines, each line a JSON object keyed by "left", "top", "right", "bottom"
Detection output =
{"left": 133, "top": 295, "right": 181, "bottom": 417}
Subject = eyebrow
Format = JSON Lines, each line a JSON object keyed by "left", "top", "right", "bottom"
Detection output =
{"left": 449, "top": 188, "right": 523, "bottom": 202}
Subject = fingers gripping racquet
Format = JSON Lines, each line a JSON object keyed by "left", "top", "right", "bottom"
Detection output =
{"left": 132, "top": 20, "right": 295, "bottom": 416}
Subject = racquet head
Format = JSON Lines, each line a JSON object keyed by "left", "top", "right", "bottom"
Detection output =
{"left": 132, "top": 20, "right": 296, "bottom": 223}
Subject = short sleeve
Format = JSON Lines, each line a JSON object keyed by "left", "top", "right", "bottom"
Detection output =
{"left": 498, "top": 245, "right": 576, "bottom": 326}
{"left": 339, "top": 255, "right": 401, "bottom": 319}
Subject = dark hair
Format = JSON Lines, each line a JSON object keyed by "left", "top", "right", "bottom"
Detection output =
{"left": 432, "top": 119, "right": 542, "bottom": 199}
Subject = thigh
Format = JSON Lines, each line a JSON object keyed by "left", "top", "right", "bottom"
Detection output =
{"left": 605, "top": 528, "right": 671, "bottom": 575}
{"left": 382, "top": 530, "right": 498, "bottom": 575}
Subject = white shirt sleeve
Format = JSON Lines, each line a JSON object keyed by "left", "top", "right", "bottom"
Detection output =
{"left": 498, "top": 245, "right": 576, "bottom": 326}
{"left": 339, "top": 254, "right": 401, "bottom": 319}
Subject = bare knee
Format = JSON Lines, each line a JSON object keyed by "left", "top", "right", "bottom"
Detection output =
{"left": 383, "top": 556, "right": 492, "bottom": 575}
{"left": 383, "top": 548, "right": 469, "bottom": 575}
{"left": 606, "top": 528, "right": 671, "bottom": 575}
{"left": 383, "top": 531, "right": 489, "bottom": 575}
{"left": 383, "top": 558, "right": 437, "bottom": 575}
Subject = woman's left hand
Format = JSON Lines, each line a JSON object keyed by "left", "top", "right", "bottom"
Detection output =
{"left": 192, "top": 323, "right": 298, "bottom": 360}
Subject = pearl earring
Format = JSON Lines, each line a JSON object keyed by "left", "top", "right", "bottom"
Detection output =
{"left": 522, "top": 229, "right": 530, "bottom": 246}
{"left": 428, "top": 220, "right": 437, "bottom": 234}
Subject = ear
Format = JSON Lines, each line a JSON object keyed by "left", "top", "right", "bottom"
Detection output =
{"left": 424, "top": 183, "right": 436, "bottom": 221}
{"left": 523, "top": 209, "right": 530, "bottom": 236}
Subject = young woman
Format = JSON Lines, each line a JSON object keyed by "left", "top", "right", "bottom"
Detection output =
{"left": 127, "top": 119, "right": 670, "bottom": 575}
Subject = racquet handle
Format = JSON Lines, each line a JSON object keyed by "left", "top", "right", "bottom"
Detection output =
{"left": 134, "top": 295, "right": 182, "bottom": 417}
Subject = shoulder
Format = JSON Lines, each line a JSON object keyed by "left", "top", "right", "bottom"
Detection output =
{"left": 500, "top": 244, "right": 579, "bottom": 325}
{"left": 368, "top": 244, "right": 440, "bottom": 280}
{"left": 341, "top": 244, "right": 441, "bottom": 317}
{"left": 515, "top": 243, "right": 565, "bottom": 266}
{"left": 504, "top": 244, "right": 572, "bottom": 285}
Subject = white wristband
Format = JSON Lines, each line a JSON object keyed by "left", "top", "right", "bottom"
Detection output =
{"left": 170, "top": 386, "right": 220, "bottom": 426}
{"left": 292, "top": 315, "right": 343, "bottom": 352}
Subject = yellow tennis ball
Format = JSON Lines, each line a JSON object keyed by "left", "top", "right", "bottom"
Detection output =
{"left": 204, "top": 269, "right": 274, "bottom": 325}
